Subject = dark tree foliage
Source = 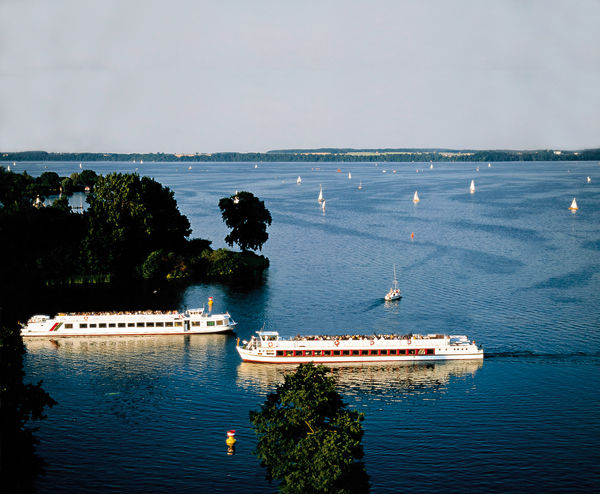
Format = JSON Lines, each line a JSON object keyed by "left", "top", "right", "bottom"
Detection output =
{"left": 0, "top": 320, "right": 57, "bottom": 493}
{"left": 83, "top": 173, "right": 191, "bottom": 277}
{"left": 219, "top": 191, "right": 272, "bottom": 252}
{"left": 250, "top": 363, "right": 370, "bottom": 494}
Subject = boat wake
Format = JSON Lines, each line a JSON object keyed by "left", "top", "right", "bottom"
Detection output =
{"left": 484, "top": 350, "right": 600, "bottom": 359}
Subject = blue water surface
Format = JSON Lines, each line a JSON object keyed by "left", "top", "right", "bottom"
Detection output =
{"left": 15, "top": 159, "right": 600, "bottom": 493}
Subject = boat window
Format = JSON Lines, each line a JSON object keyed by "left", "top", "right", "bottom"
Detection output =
{"left": 128, "top": 322, "right": 135, "bottom": 327}
{"left": 108, "top": 323, "right": 116, "bottom": 328}
{"left": 192, "top": 321, "right": 200, "bottom": 327}
{"left": 89, "top": 323, "right": 97, "bottom": 328}
{"left": 165, "top": 322, "right": 173, "bottom": 327}
{"left": 146, "top": 322, "right": 155, "bottom": 327}
{"left": 216, "top": 320, "right": 223, "bottom": 325}
{"left": 333, "top": 350, "right": 341, "bottom": 356}
{"left": 342, "top": 350, "right": 350, "bottom": 356}
{"left": 99, "top": 323, "right": 107, "bottom": 328}
{"left": 304, "top": 350, "right": 313, "bottom": 357}
{"left": 277, "top": 351, "right": 284, "bottom": 356}
{"left": 408, "top": 349, "right": 416, "bottom": 355}
{"left": 314, "top": 350, "right": 323, "bottom": 356}
{"left": 286, "top": 351, "right": 293, "bottom": 356}
{"left": 389, "top": 349, "right": 397, "bottom": 355}
{"left": 207, "top": 321, "right": 215, "bottom": 326}
{"left": 174, "top": 321, "right": 183, "bottom": 327}
{"left": 352, "top": 350, "right": 360, "bottom": 356}
{"left": 64, "top": 323, "right": 73, "bottom": 329}
{"left": 136, "top": 322, "right": 144, "bottom": 327}
{"left": 155, "top": 322, "right": 164, "bottom": 327}
{"left": 79, "top": 323, "right": 87, "bottom": 328}
{"left": 418, "top": 349, "right": 426, "bottom": 355}
{"left": 294, "top": 351, "right": 302, "bottom": 357}
{"left": 427, "top": 349, "right": 435, "bottom": 355}
{"left": 118, "top": 323, "right": 126, "bottom": 328}
{"left": 368, "top": 350, "right": 377, "bottom": 356}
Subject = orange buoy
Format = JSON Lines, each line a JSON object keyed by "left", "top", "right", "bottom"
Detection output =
{"left": 410, "top": 232, "right": 414, "bottom": 240}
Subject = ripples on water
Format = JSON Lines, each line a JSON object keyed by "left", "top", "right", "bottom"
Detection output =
{"left": 19, "top": 160, "right": 600, "bottom": 492}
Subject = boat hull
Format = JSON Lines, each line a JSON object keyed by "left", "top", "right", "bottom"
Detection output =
{"left": 236, "top": 347, "right": 483, "bottom": 364}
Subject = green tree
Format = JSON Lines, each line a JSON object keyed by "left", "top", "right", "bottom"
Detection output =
{"left": 83, "top": 173, "right": 191, "bottom": 277}
{"left": 218, "top": 191, "right": 272, "bottom": 251}
{"left": 0, "top": 321, "right": 56, "bottom": 492}
{"left": 250, "top": 363, "right": 370, "bottom": 494}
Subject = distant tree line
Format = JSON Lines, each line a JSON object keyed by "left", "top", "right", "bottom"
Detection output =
{"left": 2, "top": 148, "right": 600, "bottom": 163}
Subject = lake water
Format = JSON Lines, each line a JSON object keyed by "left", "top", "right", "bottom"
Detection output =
{"left": 17, "top": 160, "right": 600, "bottom": 493}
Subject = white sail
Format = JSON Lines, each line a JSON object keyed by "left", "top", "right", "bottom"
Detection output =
{"left": 430, "top": 163, "right": 433, "bottom": 169}
{"left": 413, "top": 191, "right": 420, "bottom": 203}
{"left": 587, "top": 176, "right": 591, "bottom": 183}
{"left": 348, "top": 172, "right": 352, "bottom": 179}
{"left": 470, "top": 180, "right": 475, "bottom": 193}
{"left": 318, "top": 184, "right": 324, "bottom": 202}
{"left": 321, "top": 199, "right": 326, "bottom": 211}
{"left": 569, "top": 198, "right": 578, "bottom": 210}
{"left": 297, "top": 176, "right": 302, "bottom": 184}
{"left": 358, "top": 180, "right": 362, "bottom": 190}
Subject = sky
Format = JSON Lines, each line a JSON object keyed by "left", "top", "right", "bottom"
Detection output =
{"left": 1, "top": 0, "right": 599, "bottom": 153}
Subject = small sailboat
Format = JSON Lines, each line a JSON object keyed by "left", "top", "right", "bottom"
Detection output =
{"left": 358, "top": 180, "right": 362, "bottom": 190}
{"left": 7, "top": 165, "right": 10, "bottom": 172}
{"left": 79, "top": 163, "right": 82, "bottom": 169}
{"left": 297, "top": 176, "right": 302, "bottom": 184}
{"left": 470, "top": 180, "right": 475, "bottom": 194}
{"left": 413, "top": 191, "right": 420, "bottom": 203}
{"left": 587, "top": 176, "right": 591, "bottom": 183}
{"left": 321, "top": 200, "right": 326, "bottom": 212}
{"left": 569, "top": 198, "right": 578, "bottom": 211}
{"left": 348, "top": 172, "right": 352, "bottom": 179}
{"left": 476, "top": 166, "right": 479, "bottom": 172}
{"left": 188, "top": 165, "right": 192, "bottom": 170}
{"left": 488, "top": 163, "right": 491, "bottom": 168}
{"left": 384, "top": 265, "right": 402, "bottom": 301}
{"left": 254, "top": 164, "right": 258, "bottom": 168}
{"left": 318, "top": 184, "right": 324, "bottom": 203}
{"left": 430, "top": 163, "right": 434, "bottom": 169}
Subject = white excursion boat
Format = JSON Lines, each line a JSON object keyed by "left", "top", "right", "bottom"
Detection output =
{"left": 384, "top": 265, "right": 401, "bottom": 301}
{"left": 21, "top": 308, "right": 236, "bottom": 337}
{"left": 236, "top": 331, "right": 483, "bottom": 363}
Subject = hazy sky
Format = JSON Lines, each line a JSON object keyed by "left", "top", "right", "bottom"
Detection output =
{"left": 1, "top": 0, "right": 599, "bottom": 153}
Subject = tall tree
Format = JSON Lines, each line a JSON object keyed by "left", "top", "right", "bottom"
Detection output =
{"left": 250, "top": 363, "right": 370, "bottom": 494}
{"left": 218, "top": 191, "right": 272, "bottom": 251}
{"left": 83, "top": 173, "right": 191, "bottom": 277}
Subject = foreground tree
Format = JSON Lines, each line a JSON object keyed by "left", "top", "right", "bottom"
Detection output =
{"left": 218, "top": 191, "right": 272, "bottom": 251}
{"left": 0, "top": 321, "right": 56, "bottom": 492}
{"left": 250, "top": 363, "right": 369, "bottom": 493}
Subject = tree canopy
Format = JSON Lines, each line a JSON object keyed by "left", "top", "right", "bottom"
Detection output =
{"left": 83, "top": 172, "right": 191, "bottom": 276}
{"left": 218, "top": 191, "right": 272, "bottom": 252}
{"left": 250, "top": 363, "right": 369, "bottom": 494}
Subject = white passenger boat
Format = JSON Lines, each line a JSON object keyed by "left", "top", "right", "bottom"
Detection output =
{"left": 237, "top": 331, "right": 483, "bottom": 363}
{"left": 21, "top": 308, "right": 236, "bottom": 337}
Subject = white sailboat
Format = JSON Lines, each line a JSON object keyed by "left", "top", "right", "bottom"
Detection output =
{"left": 318, "top": 184, "right": 324, "bottom": 203}
{"left": 587, "top": 176, "right": 591, "bottom": 183}
{"left": 569, "top": 198, "right": 578, "bottom": 211}
{"left": 358, "top": 180, "right": 362, "bottom": 190}
{"left": 430, "top": 163, "right": 434, "bottom": 169}
{"left": 470, "top": 180, "right": 475, "bottom": 194}
{"left": 384, "top": 265, "right": 402, "bottom": 301}
{"left": 348, "top": 172, "right": 352, "bottom": 179}
{"left": 321, "top": 199, "right": 326, "bottom": 212}
{"left": 297, "top": 176, "right": 302, "bottom": 184}
{"left": 413, "top": 191, "right": 420, "bottom": 203}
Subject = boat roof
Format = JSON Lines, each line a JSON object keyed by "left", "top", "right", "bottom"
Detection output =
{"left": 258, "top": 331, "right": 279, "bottom": 336}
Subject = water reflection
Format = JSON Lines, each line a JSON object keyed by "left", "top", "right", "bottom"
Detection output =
{"left": 236, "top": 359, "right": 483, "bottom": 395}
